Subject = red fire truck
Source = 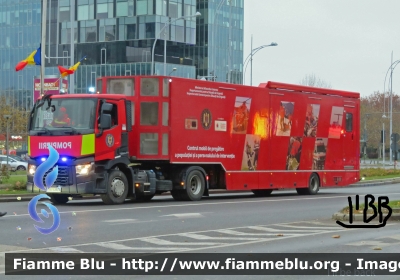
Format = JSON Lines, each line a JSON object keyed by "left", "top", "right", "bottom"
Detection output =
{"left": 26, "top": 76, "right": 360, "bottom": 204}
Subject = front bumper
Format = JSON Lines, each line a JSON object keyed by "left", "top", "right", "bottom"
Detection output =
{"left": 26, "top": 180, "right": 105, "bottom": 194}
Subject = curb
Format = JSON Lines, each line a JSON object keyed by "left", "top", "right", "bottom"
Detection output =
{"left": 332, "top": 212, "right": 400, "bottom": 222}
{"left": 349, "top": 177, "right": 400, "bottom": 188}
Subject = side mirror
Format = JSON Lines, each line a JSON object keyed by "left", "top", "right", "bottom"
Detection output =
{"left": 100, "top": 114, "right": 112, "bottom": 130}
{"left": 101, "top": 103, "right": 113, "bottom": 113}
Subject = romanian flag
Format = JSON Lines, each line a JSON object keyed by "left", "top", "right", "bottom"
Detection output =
{"left": 58, "top": 56, "right": 86, "bottom": 78}
{"left": 15, "top": 46, "right": 41, "bottom": 71}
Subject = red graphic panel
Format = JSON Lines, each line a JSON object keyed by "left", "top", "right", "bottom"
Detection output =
{"left": 29, "top": 135, "right": 83, "bottom": 158}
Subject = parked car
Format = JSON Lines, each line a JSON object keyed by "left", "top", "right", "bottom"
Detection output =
{"left": 9, "top": 155, "right": 27, "bottom": 162}
{"left": 0, "top": 155, "right": 28, "bottom": 171}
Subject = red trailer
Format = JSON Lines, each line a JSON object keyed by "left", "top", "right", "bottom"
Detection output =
{"left": 26, "top": 76, "right": 360, "bottom": 204}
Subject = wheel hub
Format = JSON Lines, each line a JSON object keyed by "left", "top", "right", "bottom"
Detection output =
{"left": 190, "top": 175, "right": 201, "bottom": 195}
{"left": 111, "top": 178, "right": 125, "bottom": 197}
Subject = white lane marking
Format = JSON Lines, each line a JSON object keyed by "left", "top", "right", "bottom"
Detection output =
{"left": 139, "top": 237, "right": 224, "bottom": 246}
{"left": 214, "top": 229, "right": 302, "bottom": 236}
{"left": 178, "top": 232, "right": 266, "bottom": 241}
{"left": 278, "top": 225, "right": 340, "bottom": 230}
{"left": 5, "top": 222, "right": 397, "bottom": 255}
{"left": 166, "top": 228, "right": 353, "bottom": 254}
{"left": 247, "top": 226, "right": 326, "bottom": 233}
{"left": 49, "top": 247, "right": 84, "bottom": 253}
{"left": 377, "top": 234, "right": 400, "bottom": 241}
{"left": 95, "top": 242, "right": 189, "bottom": 251}
{"left": 160, "top": 213, "right": 204, "bottom": 218}
{"left": 5, "top": 192, "right": 400, "bottom": 217}
{"left": 103, "top": 219, "right": 137, "bottom": 223}
{"left": 346, "top": 241, "right": 394, "bottom": 247}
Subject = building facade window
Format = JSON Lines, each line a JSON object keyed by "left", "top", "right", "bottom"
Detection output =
{"left": 60, "top": 21, "right": 77, "bottom": 44}
{"left": 97, "top": 0, "right": 114, "bottom": 19}
{"left": 116, "top": 0, "right": 134, "bottom": 17}
{"left": 59, "top": 0, "right": 70, "bottom": 22}
{"left": 99, "top": 19, "right": 116, "bottom": 42}
{"left": 77, "top": 0, "right": 95, "bottom": 21}
{"left": 80, "top": 20, "right": 97, "bottom": 43}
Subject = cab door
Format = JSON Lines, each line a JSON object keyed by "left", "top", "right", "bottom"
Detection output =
{"left": 95, "top": 100, "right": 122, "bottom": 161}
{"left": 342, "top": 104, "right": 358, "bottom": 170}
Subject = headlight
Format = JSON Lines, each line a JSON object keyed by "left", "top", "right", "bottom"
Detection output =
{"left": 28, "top": 164, "right": 36, "bottom": 175}
{"left": 76, "top": 164, "right": 91, "bottom": 175}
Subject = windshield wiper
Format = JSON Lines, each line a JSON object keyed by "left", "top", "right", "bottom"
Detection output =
{"left": 35, "top": 127, "right": 52, "bottom": 136}
{"left": 60, "top": 126, "right": 81, "bottom": 135}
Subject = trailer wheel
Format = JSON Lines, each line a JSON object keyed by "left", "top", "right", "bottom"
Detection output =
{"left": 179, "top": 169, "right": 205, "bottom": 201}
{"left": 49, "top": 194, "right": 69, "bottom": 204}
{"left": 101, "top": 170, "right": 128, "bottom": 204}
{"left": 252, "top": 189, "right": 273, "bottom": 197}
{"left": 296, "top": 173, "right": 320, "bottom": 195}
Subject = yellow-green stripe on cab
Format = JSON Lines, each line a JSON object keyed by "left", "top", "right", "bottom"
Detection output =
{"left": 81, "top": 134, "right": 95, "bottom": 155}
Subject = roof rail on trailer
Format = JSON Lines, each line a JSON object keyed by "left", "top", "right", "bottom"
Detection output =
{"left": 259, "top": 81, "right": 359, "bottom": 99}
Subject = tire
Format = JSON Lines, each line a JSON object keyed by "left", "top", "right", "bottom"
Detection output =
{"left": 101, "top": 170, "right": 129, "bottom": 204}
{"left": 179, "top": 169, "right": 206, "bottom": 201}
{"left": 17, "top": 166, "right": 26, "bottom": 171}
{"left": 252, "top": 189, "right": 273, "bottom": 197}
{"left": 49, "top": 194, "right": 69, "bottom": 204}
{"left": 296, "top": 173, "right": 320, "bottom": 195}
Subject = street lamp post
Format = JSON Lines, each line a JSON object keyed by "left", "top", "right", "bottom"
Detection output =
{"left": 383, "top": 55, "right": 400, "bottom": 164}
{"left": 151, "top": 12, "right": 201, "bottom": 76}
{"left": 168, "top": 68, "right": 177, "bottom": 76}
{"left": 243, "top": 40, "right": 277, "bottom": 85}
{"left": 3, "top": 115, "right": 11, "bottom": 175}
{"left": 363, "top": 114, "right": 370, "bottom": 163}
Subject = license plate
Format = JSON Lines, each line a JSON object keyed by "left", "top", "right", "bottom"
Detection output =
{"left": 47, "top": 186, "right": 62, "bottom": 193}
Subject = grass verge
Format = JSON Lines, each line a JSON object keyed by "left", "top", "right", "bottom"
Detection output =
{"left": 340, "top": 200, "right": 400, "bottom": 214}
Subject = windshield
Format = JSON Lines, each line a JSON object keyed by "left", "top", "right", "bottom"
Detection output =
{"left": 30, "top": 98, "right": 96, "bottom": 134}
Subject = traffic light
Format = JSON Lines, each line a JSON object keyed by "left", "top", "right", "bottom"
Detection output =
{"left": 391, "top": 133, "right": 400, "bottom": 160}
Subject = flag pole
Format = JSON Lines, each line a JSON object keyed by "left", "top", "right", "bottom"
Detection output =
{"left": 40, "top": 0, "right": 47, "bottom": 98}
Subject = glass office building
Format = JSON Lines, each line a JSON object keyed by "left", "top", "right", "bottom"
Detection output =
{"left": 0, "top": 0, "right": 243, "bottom": 108}
{"left": 195, "top": 0, "right": 243, "bottom": 83}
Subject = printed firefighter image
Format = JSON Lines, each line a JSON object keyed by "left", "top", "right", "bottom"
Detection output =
{"left": 303, "top": 104, "right": 320, "bottom": 137}
{"left": 232, "top": 97, "right": 251, "bottom": 134}
{"left": 241, "top": 134, "right": 261, "bottom": 171}
{"left": 286, "top": 136, "right": 302, "bottom": 170}
{"left": 276, "top": 101, "right": 294, "bottom": 136}
{"left": 328, "top": 106, "right": 344, "bottom": 139}
{"left": 313, "top": 138, "right": 328, "bottom": 170}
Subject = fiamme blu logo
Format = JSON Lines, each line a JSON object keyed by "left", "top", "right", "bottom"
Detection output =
{"left": 28, "top": 145, "right": 61, "bottom": 234}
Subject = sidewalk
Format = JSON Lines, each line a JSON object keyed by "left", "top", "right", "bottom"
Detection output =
{"left": 1, "top": 178, "right": 400, "bottom": 203}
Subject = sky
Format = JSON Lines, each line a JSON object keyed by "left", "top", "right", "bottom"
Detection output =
{"left": 243, "top": 0, "right": 400, "bottom": 98}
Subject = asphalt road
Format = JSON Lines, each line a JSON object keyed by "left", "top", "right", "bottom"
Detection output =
{"left": 1, "top": 184, "right": 400, "bottom": 280}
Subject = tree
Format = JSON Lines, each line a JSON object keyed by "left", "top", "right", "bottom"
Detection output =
{"left": 0, "top": 96, "right": 30, "bottom": 137}
{"left": 300, "top": 73, "right": 332, "bottom": 88}
{"left": 360, "top": 91, "right": 400, "bottom": 156}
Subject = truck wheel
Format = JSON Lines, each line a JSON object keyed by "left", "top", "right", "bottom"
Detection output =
{"left": 252, "top": 189, "right": 273, "bottom": 197}
{"left": 101, "top": 170, "right": 128, "bottom": 204}
{"left": 49, "top": 194, "right": 69, "bottom": 204}
{"left": 180, "top": 169, "right": 205, "bottom": 201}
{"left": 296, "top": 173, "right": 320, "bottom": 195}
